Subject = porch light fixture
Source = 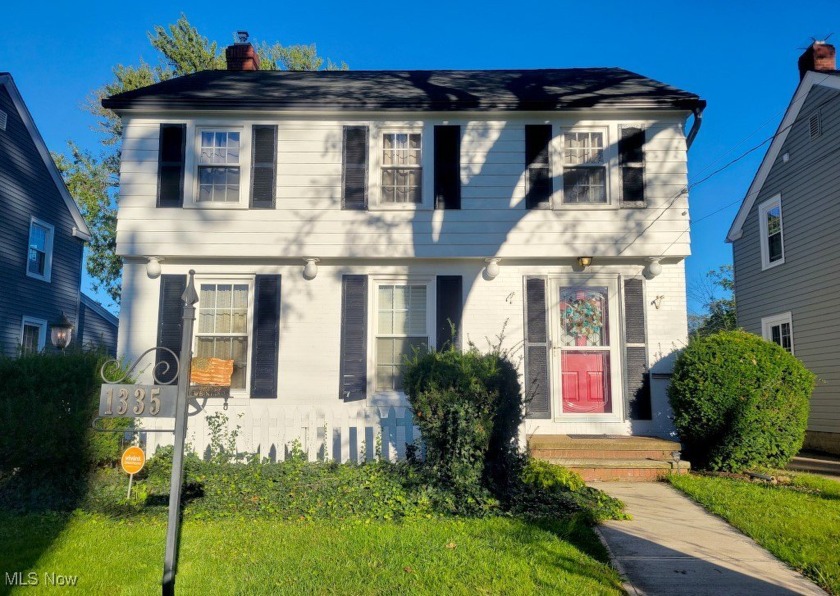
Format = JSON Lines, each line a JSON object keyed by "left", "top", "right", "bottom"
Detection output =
{"left": 645, "top": 258, "right": 663, "bottom": 279}
{"left": 484, "top": 258, "right": 501, "bottom": 280}
{"left": 303, "top": 258, "right": 320, "bottom": 280}
{"left": 146, "top": 257, "right": 163, "bottom": 279}
{"left": 577, "top": 256, "right": 592, "bottom": 269}
{"left": 50, "top": 312, "right": 74, "bottom": 351}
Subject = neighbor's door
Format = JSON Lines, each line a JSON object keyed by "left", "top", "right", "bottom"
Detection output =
{"left": 553, "top": 282, "right": 618, "bottom": 416}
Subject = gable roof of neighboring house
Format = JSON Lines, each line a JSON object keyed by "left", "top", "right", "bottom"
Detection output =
{"left": 0, "top": 73, "right": 91, "bottom": 241}
{"left": 80, "top": 293, "right": 119, "bottom": 328}
{"left": 102, "top": 68, "right": 705, "bottom": 113}
{"left": 727, "top": 70, "right": 840, "bottom": 242}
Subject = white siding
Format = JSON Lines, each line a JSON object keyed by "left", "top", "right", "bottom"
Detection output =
{"left": 116, "top": 114, "right": 691, "bottom": 260}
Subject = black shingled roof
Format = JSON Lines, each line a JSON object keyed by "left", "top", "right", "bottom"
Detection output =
{"left": 102, "top": 68, "right": 705, "bottom": 112}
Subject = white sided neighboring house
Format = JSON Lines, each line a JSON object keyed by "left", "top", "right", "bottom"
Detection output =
{"left": 105, "top": 36, "right": 705, "bottom": 465}
{"left": 729, "top": 41, "right": 840, "bottom": 456}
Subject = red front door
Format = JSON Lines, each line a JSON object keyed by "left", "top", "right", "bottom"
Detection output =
{"left": 559, "top": 288, "right": 612, "bottom": 414}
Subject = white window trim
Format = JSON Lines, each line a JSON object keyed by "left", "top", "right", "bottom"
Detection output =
{"left": 758, "top": 195, "right": 785, "bottom": 270}
{"left": 185, "top": 125, "right": 250, "bottom": 210}
{"left": 367, "top": 275, "right": 436, "bottom": 404}
{"left": 547, "top": 274, "right": 624, "bottom": 423}
{"left": 554, "top": 126, "right": 615, "bottom": 210}
{"left": 192, "top": 275, "right": 255, "bottom": 397}
{"left": 368, "top": 122, "right": 432, "bottom": 211}
{"left": 26, "top": 217, "right": 54, "bottom": 282}
{"left": 20, "top": 316, "right": 48, "bottom": 353}
{"left": 762, "top": 311, "right": 794, "bottom": 354}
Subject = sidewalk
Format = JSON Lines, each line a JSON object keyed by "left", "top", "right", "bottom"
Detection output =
{"left": 592, "top": 482, "right": 826, "bottom": 596}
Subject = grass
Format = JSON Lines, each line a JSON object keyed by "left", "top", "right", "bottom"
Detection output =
{"left": 0, "top": 512, "right": 622, "bottom": 595}
{"left": 669, "top": 471, "right": 840, "bottom": 594}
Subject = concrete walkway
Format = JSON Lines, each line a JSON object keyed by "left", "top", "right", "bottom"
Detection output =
{"left": 592, "top": 482, "right": 826, "bottom": 595}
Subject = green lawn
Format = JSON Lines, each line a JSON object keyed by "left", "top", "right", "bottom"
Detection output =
{"left": 669, "top": 472, "right": 840, "bottom": 594}
{"left": 0, "top": 512, "right": 621, "bottom": 595}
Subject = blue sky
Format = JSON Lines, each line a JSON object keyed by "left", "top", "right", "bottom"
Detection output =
{"left": 3, "top": 0, "right": 840, "bottom": 315}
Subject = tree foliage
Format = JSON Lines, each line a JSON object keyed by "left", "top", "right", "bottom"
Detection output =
{"left": 61, "top": 14, "right": 346, "bottom": 303}
{"left": 690, "top": 265, "right": 737, "bottom": 338}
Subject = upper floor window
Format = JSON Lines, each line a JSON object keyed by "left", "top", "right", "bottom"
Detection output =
{"left": 27, "top": 218, "right": 54, "bottom": 282}
{"left": 759, "top": 196, "right": 784, "bottom": 270}
{"left": 562, "top": 130, "right": 607, "bottom": 205}
{"left": 762, "top": 312, "right": 793, "bottom": 354}
{"left": 381, "top": 132, "right": 422, "bottom": 204}
{"left": 198, "top": 131, "right": 241, "bottom": 203}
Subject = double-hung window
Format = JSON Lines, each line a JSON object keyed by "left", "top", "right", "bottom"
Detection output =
{"left": 381, "top": 132, "right": 422, "bottom": 204}
{"left": 27, "top": 218, "right": 54, "bottom": 281}
{"left": 562, "top": 130, "right": 607, "bottom": 205}
{"left": 20, "top": 317, "right": 47, "bottom": 353}
{"left": 197, "top": 131, "right": 241, "bottom": 203}
{"left": 759, "top": 196, "right": 784, "bottom": 269}
{"left": 196, "top": 282, "right": 251, "bottom": 390}
{"left": 762, "top": 312, "right": 794, "bottom": 354}
{"left": 375, "top": 283, "right": 429, "bottom": 391}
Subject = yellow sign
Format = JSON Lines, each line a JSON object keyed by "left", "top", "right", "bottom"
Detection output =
{"left": 121, "top": 446, "right": 146, "bottom": 475}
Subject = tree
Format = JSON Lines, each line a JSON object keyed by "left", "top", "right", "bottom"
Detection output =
{"left": 62, "top": 14, "right": 346, "bottom": 303}
{"left": 689, "top": 265, "right": 736, "bottom": 338}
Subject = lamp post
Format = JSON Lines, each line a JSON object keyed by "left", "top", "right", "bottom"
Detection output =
{"left": 50, "top": 312, "right": 74, "bottom": 351}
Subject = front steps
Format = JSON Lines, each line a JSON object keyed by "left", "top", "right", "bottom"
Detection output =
{"left": 529, "top": 435, "right": 690, "bottom": 482}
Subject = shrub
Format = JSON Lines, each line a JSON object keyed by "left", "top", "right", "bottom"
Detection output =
{"left": 403, "top": 345, "right": 524, "bottom": 506}
{"left": 521, "top": 458, "right": 585, "bottom": 492}
{"left": 0, "top": 351, "right": 131, "bottom": 481}
{"left": 668, "top": 330, "right": 815, "bottom": 472}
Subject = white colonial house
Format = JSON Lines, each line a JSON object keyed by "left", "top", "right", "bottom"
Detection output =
{"left": 105, "top": 37, "right": 705, "bottom": 472}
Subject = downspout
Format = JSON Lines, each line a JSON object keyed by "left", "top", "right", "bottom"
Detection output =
{"left": 685, "top": 104, "right": 705, "bottom": 149}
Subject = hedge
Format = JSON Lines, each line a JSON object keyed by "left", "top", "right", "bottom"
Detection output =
{"left": 668, "top": 330, "right": 815, "bottom": 471}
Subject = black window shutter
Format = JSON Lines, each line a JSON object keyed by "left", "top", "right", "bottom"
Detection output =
{"left": 434, "top": 125, "right": 461, "bottom": 210}
{"left": 339, "top": 275, "right": 368, "bottom": 401}
{"left": 251, "top": 125, "right": 277, "bottom": 209}
{"left": 524, "top": 277, "right": 551, "bottom": 418}
{"left": 250, "top": 275, "right": 281, "bottom": 398}
{"left": 624, "top": 278, "right": 651, "bottom": 420}
{"left": 342, "top": 126, "right": 368, "bottom": 210}
{"left": 157, "top": 124, "right": 186, "bottom": 208}
{"left": 525, "top": 125, "right": 552, "bottom": 209}
{"left": 619, "top": 126, "right": 646, "bottom": 205}
{"left": 436, "top": 276, "right": 463, "bottom": 351}
{"left": 156, "top": 274, "right": 187, "bottom": 385}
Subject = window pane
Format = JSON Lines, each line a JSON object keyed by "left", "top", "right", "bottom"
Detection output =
{"left": 566, "top": 132, "right": 604, "bottom": 165}
{"left": 767, "top": 206, "right": 781, "bottom": 235}
{"left": 196, "top": 337, "right": 215, "bottom": 358}
{"left": 30, "top": 225, "right": 46, "bottom": 250}
{"left": 22, "top": 324, "right": 40, "bottom": 353}
{"left": 771, "top": 325, "right": 781, "bottom": 346}
{"left": 564, "top": 167, "right": 607, "bottom": 204}
{"left": 28, "top": 249, "right": 45, "bottom": 275}
{"left": 780, "top": 323, "right": 792, "bottom": 352}
{"left": 768, "top": 233, "right": 783, "bottom": 262}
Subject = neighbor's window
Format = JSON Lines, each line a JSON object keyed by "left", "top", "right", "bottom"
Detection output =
{"left": 759, "top": 196, "right": 784, "bottom": 269}
{"left": 381, "top": 133, "right": 422, "bottom": 204}
{"left": 27, "top": 218, "right": 54, "bottom": 281}
{"left": 762, "top": 312, "right": 793, "bottom": 354}
{"left": 20, "top": 317, "right": 47, "bottom": 354}
{"left": 375, "top": 284, "right": 428, "bottom": 390}
{"left": 196, "top": 283, "right": 250, "bottom": 389}
{"left": 562, "top": 130, "right": 607, "bottom": 204}
{"left": 198, "top": 131, "right": 241, "bottom": 203}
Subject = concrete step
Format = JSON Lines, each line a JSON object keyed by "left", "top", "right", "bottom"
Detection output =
{"left": 531, "top": 447, "right": 677, "bottom": 460}
{"left": 529, "top": 434, "right": 682, "bottom": 452}
{"left": 541, "top": 458, "right": 691, "bottom": 482}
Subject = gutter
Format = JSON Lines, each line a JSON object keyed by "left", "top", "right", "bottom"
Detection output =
{"left": 685, "top": 104, "right": 705, "bottom": 149}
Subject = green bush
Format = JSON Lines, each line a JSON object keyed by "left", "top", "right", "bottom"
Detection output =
{"left": 402, "top": 345, "right": 524, "bottom": 506}
{"left": 521, "top": 458, "right": 585, "bottom": 492}
{"left": 668, "top": 330, "right": 815, "bottom": 472}
{"left": 0, "top": 351, "right": 131, "bottom": 480}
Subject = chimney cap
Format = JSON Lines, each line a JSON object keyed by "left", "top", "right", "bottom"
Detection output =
{"left": 236, "top": 30, "right": 250, "bottom": 44}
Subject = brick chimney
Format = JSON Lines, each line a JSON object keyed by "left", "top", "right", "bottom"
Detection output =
{"left": 798, "top": 41, "right": 836, "bottom": 80}
{"left": 226, "top": 31, "right": 260, "bottom": 71}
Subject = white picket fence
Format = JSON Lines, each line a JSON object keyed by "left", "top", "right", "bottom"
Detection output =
{"left": 140, "top": 405, "right": 421, "bottom": 463}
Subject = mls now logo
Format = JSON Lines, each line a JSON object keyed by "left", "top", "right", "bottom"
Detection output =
{"left": 5, "top": 572, "right": 78, "bottom": 586}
